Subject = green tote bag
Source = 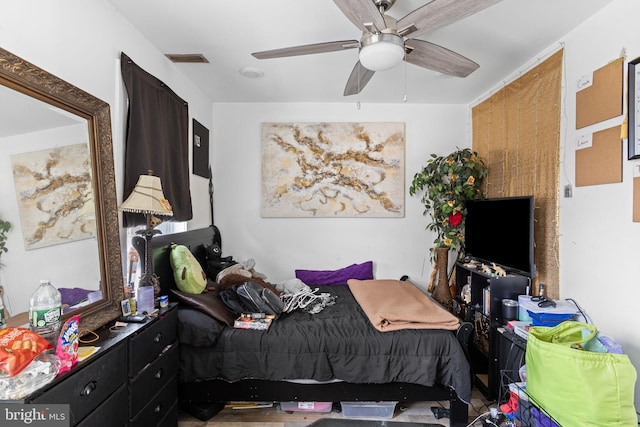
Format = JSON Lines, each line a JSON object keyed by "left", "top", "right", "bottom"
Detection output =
{"left": 526, "top": 321, "right": 637, "bottom": 426}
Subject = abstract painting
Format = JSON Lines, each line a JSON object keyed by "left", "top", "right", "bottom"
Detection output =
{"left": 11, "top": 143, "right": 95, "bottom": 249}
{"left": 262, "top": 122, "right": 405, "bottom": 217}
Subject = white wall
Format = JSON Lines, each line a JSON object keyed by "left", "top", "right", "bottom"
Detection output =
{"left": 212, "top": 102, "right": 469, "bottom": 288}
{"left": 558, "top": 0, "right": 640, "bottom": 410}
{"left": 0, "top": 0, "right": 214, "bottom": 312}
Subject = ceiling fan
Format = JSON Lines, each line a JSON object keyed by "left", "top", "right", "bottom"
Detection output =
{"left": 252, "top": 0, "right": 503, "bottom": 96}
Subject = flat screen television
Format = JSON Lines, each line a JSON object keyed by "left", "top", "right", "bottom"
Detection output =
{"left": 464, "top": 196, "right": 535, "bottom": 277}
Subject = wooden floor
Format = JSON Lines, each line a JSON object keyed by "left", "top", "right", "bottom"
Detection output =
{"left": 177, "top": 388, "right": 496, "bottom": 427}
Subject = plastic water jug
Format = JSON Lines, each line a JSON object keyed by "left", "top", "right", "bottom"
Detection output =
{"left": 29, "top": 280, "right": 62, "bottom": 345}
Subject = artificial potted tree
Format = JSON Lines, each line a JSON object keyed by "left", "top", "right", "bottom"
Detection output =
{"left": 409, "top": 148, "right": 487, "bottom": 305}
{"left": 0, "top": 219, "right": 10, "bottom": 268}
{"left": 0, "top": 219, "right": 11, "bottom": 325}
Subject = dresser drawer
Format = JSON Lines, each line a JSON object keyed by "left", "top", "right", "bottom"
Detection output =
{"left": 129, "top": 308, "right": 177, "bottom": 374}
{"left": 32, "top": 342, "right": 126, "bottom": 425}
{"left": 129, "top": 374, "right": 178, "bottom": 427}
{"left": 76, "top": 383, "right": 128, "bottom": 427}
{"left": 129, "top": 341, "right": 179, "bottom": 415}
{"left": 157, "top": 400, "right": 178, "bottom": 427}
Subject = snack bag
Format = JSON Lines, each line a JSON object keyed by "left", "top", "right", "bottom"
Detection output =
{"left": 56, "top": 315, "right": 80, "bottom": 373}
{"left": 0, "top": 328, "right": 53, "bottom": 377}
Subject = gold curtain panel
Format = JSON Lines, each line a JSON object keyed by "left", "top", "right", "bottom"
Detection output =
{"left": 472, "top": 49, "right": 563, "bottom": 298}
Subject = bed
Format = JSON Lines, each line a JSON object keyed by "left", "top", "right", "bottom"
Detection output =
{"left": 151, "top": 226, "right": 473, "bottom": 426}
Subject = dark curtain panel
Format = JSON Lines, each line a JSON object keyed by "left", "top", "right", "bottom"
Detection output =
{"left": 121, "top": 52, "right": 192, "bottom": 227}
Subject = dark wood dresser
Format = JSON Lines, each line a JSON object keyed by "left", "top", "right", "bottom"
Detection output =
{"left": 20, "top": 303, "right": 178, "bottom": 427}
{"left": 128, "top": 306, "right": 178, "bottom": 427}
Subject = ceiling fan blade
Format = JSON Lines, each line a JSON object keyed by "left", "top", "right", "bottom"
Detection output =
{"left": 333, "top": 0, "right": 386, "bottom": 33}
{"left": 252, "top": 40, "right": 359, "bottom": 59}
{"left": 398, "top": 0, "right": 503, "bottom": 39}
{"left": 404, "top": 39, "right": 479, "bottom": 78}
{"left": 344, "top": 61, "right": 375, "bottom": 96}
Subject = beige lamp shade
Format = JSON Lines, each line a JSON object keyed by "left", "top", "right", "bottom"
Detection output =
{"left": 120, "top": 174, "right": 173, "bottom": 216}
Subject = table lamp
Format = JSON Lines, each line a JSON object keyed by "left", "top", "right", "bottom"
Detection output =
{"left": 120, "top": 171, "right": 173, "bottom": 298}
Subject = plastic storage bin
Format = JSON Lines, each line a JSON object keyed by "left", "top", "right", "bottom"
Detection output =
{"left": 527, "top": 310, "right": 574, "bottom": 327}
{"left": 280, "top": 402, "right": 332, "bottom": 413}
{"left": 519, "top": 299, "right": 578, "bottom": 326}
{"left": 340, "top": 401, "right": 397, "bottom": 419}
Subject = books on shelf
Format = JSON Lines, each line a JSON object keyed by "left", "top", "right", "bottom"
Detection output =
{"left": 507, "top": 320, "right": 531, "bottom": 340}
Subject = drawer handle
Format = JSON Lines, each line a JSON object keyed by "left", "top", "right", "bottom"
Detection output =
{"left": 82, "top": 381, "right": 97, "bottom": 396}
{"left": 153, "top": 332, "right": 163, "bottom": 343}
{"left": 154, "top": 403, "right": 163, "bottom": 414}
{"left": 154, "top": 368, "right": 163, "bottom": 379}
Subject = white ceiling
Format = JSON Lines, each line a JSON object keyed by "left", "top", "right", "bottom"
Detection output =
{"left": 108, "top": 0, "right": 613, "bottom": 104}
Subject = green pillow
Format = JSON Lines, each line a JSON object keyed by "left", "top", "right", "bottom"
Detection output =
{"left": 170, "top": 244, "right": 206, "bottom": 294}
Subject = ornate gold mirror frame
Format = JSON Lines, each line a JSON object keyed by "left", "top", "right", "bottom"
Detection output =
{"left": 0, "top": 47, "right": 124, "bottom": 331}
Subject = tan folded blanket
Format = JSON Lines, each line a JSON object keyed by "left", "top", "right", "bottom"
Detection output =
{"left": 347, "top": 279, "right": 460, "bottom": 332}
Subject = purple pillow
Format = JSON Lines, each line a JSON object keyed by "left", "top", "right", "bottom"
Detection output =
{"left": 295, "top": 261, "right": 374, "bottom": 286}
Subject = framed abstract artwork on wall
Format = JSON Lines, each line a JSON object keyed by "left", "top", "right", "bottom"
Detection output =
{"left": 11, "top": 143, "right": 96, "bottom": 249}
{"left": 261, "top": 122, "right": 405, "bottom": 218}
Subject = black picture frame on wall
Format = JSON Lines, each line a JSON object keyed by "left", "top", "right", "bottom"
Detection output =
{"left": 193, "top": 119, "right": 210, "bottom": 177}
{"left": 628, "top": 57, "right": 640, "bottom": 160}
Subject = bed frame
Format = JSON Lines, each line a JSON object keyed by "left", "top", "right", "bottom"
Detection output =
{"left": 151, "top": 226, "right": 473, "bottom": 426}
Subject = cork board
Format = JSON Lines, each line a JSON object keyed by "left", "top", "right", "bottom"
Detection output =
{"left": 575, "top": 126, "right": 622, "bottom": 186}
{"left": 633, "top": 164, "right": 640, "bottom": 222}
{"left": 634, "top": 177, "right": 640, "bottom": 222}
{"left": 576, "top": 58, "right": 623, "bottom": 129}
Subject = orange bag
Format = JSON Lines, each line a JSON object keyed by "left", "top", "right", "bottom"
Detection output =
{"left": 0, "top": 328, "right": 53, "bottom": 377}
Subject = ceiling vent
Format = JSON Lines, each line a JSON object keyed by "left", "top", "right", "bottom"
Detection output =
{"left": 165, "top": 53, "right": 209, "bottom": 63}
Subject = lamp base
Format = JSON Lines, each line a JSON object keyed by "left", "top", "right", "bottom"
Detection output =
{"left": 139, "top": 273, "right": 161, "bottom": 300}
{"left": 133, "top": 219, "right": 163, "bottom": 301}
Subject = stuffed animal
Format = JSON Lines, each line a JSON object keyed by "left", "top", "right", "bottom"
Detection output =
{"left": 204, "top": 243, "right": 237, "bottom": 279}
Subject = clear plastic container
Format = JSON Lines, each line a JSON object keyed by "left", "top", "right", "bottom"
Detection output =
{"left": 136, "top": 286, "right": 155, "bottom": 314}
{"left": 0, "top": 353, "right": 61, "bottom": 400}
{"left": 29, "top": 280, "right": 62, "bottom": 345}
{"left": 280, "top": 402, "right": 332, "bottom": 413}
{"left": 340, "top": 401, "right": 397, "bottom": 419}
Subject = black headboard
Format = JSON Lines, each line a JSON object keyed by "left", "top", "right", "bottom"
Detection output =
{"left": 151, "top": 225, "right": 221, "bottom": 297}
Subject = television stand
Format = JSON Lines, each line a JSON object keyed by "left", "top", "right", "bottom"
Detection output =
{"left": 451, "top": 260, "right": 530, "bottom": 400}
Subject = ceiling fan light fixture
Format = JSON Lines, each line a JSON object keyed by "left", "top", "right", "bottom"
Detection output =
{"left": 359, "top": 33, "right": 404, "bottom": 71}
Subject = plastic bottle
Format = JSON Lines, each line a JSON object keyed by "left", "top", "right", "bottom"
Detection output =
{"left": 29, "top": 280, "right": 62, "bottom": 345}
{"left": 0, "top": 298, "right": 5, "bottom": 328}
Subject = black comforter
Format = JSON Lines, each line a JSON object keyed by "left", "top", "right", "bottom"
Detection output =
{"left": 177, "top": 285, "right": 471, "bottom": 402}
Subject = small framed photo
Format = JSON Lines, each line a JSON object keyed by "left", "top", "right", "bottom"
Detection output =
{"left": 121, "top": 299, "right": 131, "bottom": 316}
{"left": 628, "top": 57, "right": 640, "bottom": 160}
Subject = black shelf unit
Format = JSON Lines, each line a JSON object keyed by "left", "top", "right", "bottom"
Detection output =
{"left": 452, "top": 261, "right": 530, "bottom": 400}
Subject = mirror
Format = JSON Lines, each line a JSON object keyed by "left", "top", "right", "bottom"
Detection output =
{"left": 0, "top": 47, "right": 124, "bottom": 331}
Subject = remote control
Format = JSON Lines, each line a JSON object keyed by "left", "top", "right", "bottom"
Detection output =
{"left": 117, "top": 314, "right": 147, "bottom": 323}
